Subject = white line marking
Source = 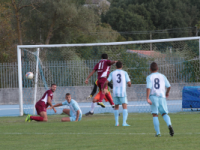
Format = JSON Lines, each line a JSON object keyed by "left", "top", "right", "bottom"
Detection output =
{"left": 0, "top": 103, "right": 182, "bottom": 110}
{"left": 0, "top": 132, "right": 199, "bottom": 135}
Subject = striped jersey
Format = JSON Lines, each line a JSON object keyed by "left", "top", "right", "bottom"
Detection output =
{"left": 146, "top": 72, "right": 171, "bottom": 98}
{"left": 107, "top": 69, "right": 131, "bottom": 97}
{"left": 62, "top": 99, "right": 82, "bottom": 116}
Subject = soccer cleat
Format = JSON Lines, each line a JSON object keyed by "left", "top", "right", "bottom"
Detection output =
{"left": 155, "top": 134, "right": 161, "bottom": 137}
{"left": 85, "top": 111, "right": 94, "bottom": 116}
{"left": 112, "top": 105, "right": 115, "bottom": 108}
{"left": 97, "top": 102, "right": 105, "bottom": 108}
{"left": 122, "top": 123, "right": 130, "bottom": 126}
{"left": 115, "top": 124, "right": 119, "bottom": 126}
{"left": 168, "top": 125, "right": 174, "bottom": 136}
{"left": 25, "top": 114, "right": 31, "bottom": 122}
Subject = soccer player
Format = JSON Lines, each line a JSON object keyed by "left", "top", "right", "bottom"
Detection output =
{"left": 85, "top": 79, "right": 114, "bottom": 116}
{"left": 103, "top": 61, "right": 131, "bottom": 126}
{"left": 49, "top": 93, "right": 82, "bottom": 122}
{"left": 85, "top": 53, "right": 117, "bottom": 108}
{"left": 146, "top": 62, "right": 174, "bottom": 137}
{"left": 25, "top": 84, "right": 57, "bottom": 122}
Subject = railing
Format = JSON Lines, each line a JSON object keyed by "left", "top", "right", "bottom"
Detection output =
{"left": 0, "top": 58, "right": 199, "bottom": 88}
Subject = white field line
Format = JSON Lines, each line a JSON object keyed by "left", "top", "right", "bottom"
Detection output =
{"left": 0, "top": 103, "right": 182, "bottom": 110}
{"left": 0, "top": 132, "right": 199, "bottom": 135}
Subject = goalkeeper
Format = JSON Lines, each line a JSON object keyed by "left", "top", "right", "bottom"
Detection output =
{"left": 85, "top": 79, "right": 114, "bottom": 116}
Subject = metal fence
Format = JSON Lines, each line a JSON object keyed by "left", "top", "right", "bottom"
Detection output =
{"left": 0, "top": 57, "right": 199, "bottom": 88}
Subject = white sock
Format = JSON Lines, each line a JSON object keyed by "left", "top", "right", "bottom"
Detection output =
{"left": 90, "top": 102, "right": 95, "bottom": 113}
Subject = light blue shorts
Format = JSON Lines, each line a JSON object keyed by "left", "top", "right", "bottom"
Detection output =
{"left": 149, "top": 96, "right": 168, "bottom": 115}
{"left": 113, "top": 97, "right": 128, "bottom": 105}
{"left": 69, "top": 110, "right": 82, "bottom": 122}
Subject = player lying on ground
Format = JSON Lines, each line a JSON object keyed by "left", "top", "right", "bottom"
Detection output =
{"left": 49, "top": 93, "right": 82, "bottom": 122}
{"left": 85, "top": 79, "right": 114, "bottom": 116}
{"left": 103, "top": 61, "right": 131, "bottom": 126}
{"left": 85, "top": 53, "right": 117, "bottom": 108}
{"left": 146, "top": 62, "right": 174, "bottom": 137}
{"left": 25, "top": 84, "right": 57, "bottom": 122}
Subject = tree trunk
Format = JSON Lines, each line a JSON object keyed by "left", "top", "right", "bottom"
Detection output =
{"left": 16, "top": 11, "right": 23, "bottom": 45}
{"left": 12, "top": 0, "right": 23, "bottom": 45}
{"left": 45, "top": 13, "right": 57, "bottom": 44}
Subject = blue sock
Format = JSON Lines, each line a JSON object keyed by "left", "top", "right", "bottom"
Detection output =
{"left": 114, "top": 110, "right": 119, "bottom": 126}
{"left": 122, "top": 109, "right": 128, "bottom": 125}
{"left": 162, "top": 114, "right": 172, "bottom": 126}
{"left": 153, "top": 117, "right": 160, "bottom": 135}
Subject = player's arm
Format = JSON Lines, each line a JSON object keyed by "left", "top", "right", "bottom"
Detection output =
{"left": 166, "top": 87, "right": 171, "bottom": 98}
{"left": 146, "top": 88, "right": 152, "bottom": 105}
{"left": 127, "top": 81, "right": 131, "bottom": 87}
{"left": 110, "top": 61, "right": 117, "bottom": 65}
{"left": 75, "top": 110, "right": 80, "bottom": 122}
{"left": 85, "top": 70, "right": 96, "bottom": 84}
{"left": 125, "top": 72, "right": 131, "bottom": 87}
{"left": 146, "top": 76, "right": 152, "bottom": 105}
{"left": 47, "top": 96, "right": 57, "bottom": 113}
{"left": 52, "top": 103, "right": 63, "bottom": 108}
{"left": 164, "top": 76, "right": 171, "bottom": 98}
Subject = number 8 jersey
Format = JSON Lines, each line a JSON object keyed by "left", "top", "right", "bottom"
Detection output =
{"left": 107, "top": 69, "right": 131, "bottom": 97}
{"left": 146, "top": 72, "right": 171, "bottom": 98}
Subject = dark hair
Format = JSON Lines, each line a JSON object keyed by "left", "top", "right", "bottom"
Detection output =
{"left": 66, "top": 93, "right": 71, "bottom": 96}
{"left": 150, "top": 62, "right": 158, "bottom": 72}
{"left": 116, "top": 61, "right": 122, "bottom": 68}
{"left": 101, "top": 53, "right": 108, "bottom": 59}
{"left": 51, "top": 83, "right": 56, "bottom": 87}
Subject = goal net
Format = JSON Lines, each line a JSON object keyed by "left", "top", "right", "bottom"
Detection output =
{"left": 17, "top": 37, "right": 200, "bottom": 116}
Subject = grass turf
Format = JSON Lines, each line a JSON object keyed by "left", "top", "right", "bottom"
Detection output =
{"left": 0, "top": 113, "right": 199, "bottom": 150}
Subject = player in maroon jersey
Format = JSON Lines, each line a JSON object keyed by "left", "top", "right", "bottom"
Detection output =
{"left": 25, "top": 84, "right": 57, "bottom": 122}
{"left": 85, "top": 53, "right": 117, "bottom": 108}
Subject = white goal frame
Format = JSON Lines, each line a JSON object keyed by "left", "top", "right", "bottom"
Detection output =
{"left": 17, "top": 36, "right": 200, "bottom": 116}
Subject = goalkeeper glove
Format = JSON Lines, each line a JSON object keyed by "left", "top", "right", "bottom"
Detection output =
{"left": 86, "top": 95, "right": 92, "bottom": 100}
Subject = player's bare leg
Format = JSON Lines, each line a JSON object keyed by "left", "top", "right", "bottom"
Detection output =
{"left": 114, "top": 105, "right": 119, "bottom": 126}
{"left": 122, "top": 103, "right": 130, "bottom": 126}
{"left": 61, "top": 109, "right": 71, "bottom": 122}
{"left": 152, "top": 113, "right": 160, "bottom": 137}
{"left": 162, "top": 113, "right": 174, "bottom": 136}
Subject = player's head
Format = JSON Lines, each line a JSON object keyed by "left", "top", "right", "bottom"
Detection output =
{"left": 116, "top": 61, "right": 123, "bottom": 69}
{"left": 101, "top": 53, "right": 108, "bottom": 59}
{"left": 65, "top": 93, "right": 71, "bottom": 102}
{"left": 150, "top": 62, "right": 158, "bottom": 72}
{"left": 51, "top": 84, "right": 57, "bottom": 92}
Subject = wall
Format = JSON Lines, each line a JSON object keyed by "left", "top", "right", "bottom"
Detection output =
{"left": 0, "top": 83, "right": 199, "bottom": 105}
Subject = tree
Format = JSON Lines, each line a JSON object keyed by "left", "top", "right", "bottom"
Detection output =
{"left": 102, "top": 0, "right": 199, "bottom": 40}
{"left": 9, "top": 0, "right": 41, "bottom": 45}
{"left": 0, "top": 3, "right": 17, "bottom": 62}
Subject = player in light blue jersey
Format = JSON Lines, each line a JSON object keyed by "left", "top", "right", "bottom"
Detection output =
{"left": 103, "top": 61, "right": 131, "bottom": 126}
{"left": 49, "top": 93, "right": 82, "bottom": 122}
{"left": 146, "top": 62, "right": 174, "bottom": 137}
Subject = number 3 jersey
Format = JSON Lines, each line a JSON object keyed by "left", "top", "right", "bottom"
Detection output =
{"left": 107, "top": 69, "right": 131, "bottom": 97}
{"left": 146, "top": 72, "right": 171, "bottom": 98}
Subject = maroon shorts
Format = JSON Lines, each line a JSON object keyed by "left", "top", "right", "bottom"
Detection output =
{"left": 35, "top": 101, "right": 46, "bottom": 115}
{"left": 98, "top": 78, "right": 108, "bottom": 89}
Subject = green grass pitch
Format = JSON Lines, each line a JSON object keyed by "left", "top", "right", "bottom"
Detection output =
{"left": 0, "top": 113, "right": 199, "bottom": 150}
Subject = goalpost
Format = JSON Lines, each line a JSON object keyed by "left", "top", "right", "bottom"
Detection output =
{"left": 17, "top": 37, "right": 200, "bottom": 116}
